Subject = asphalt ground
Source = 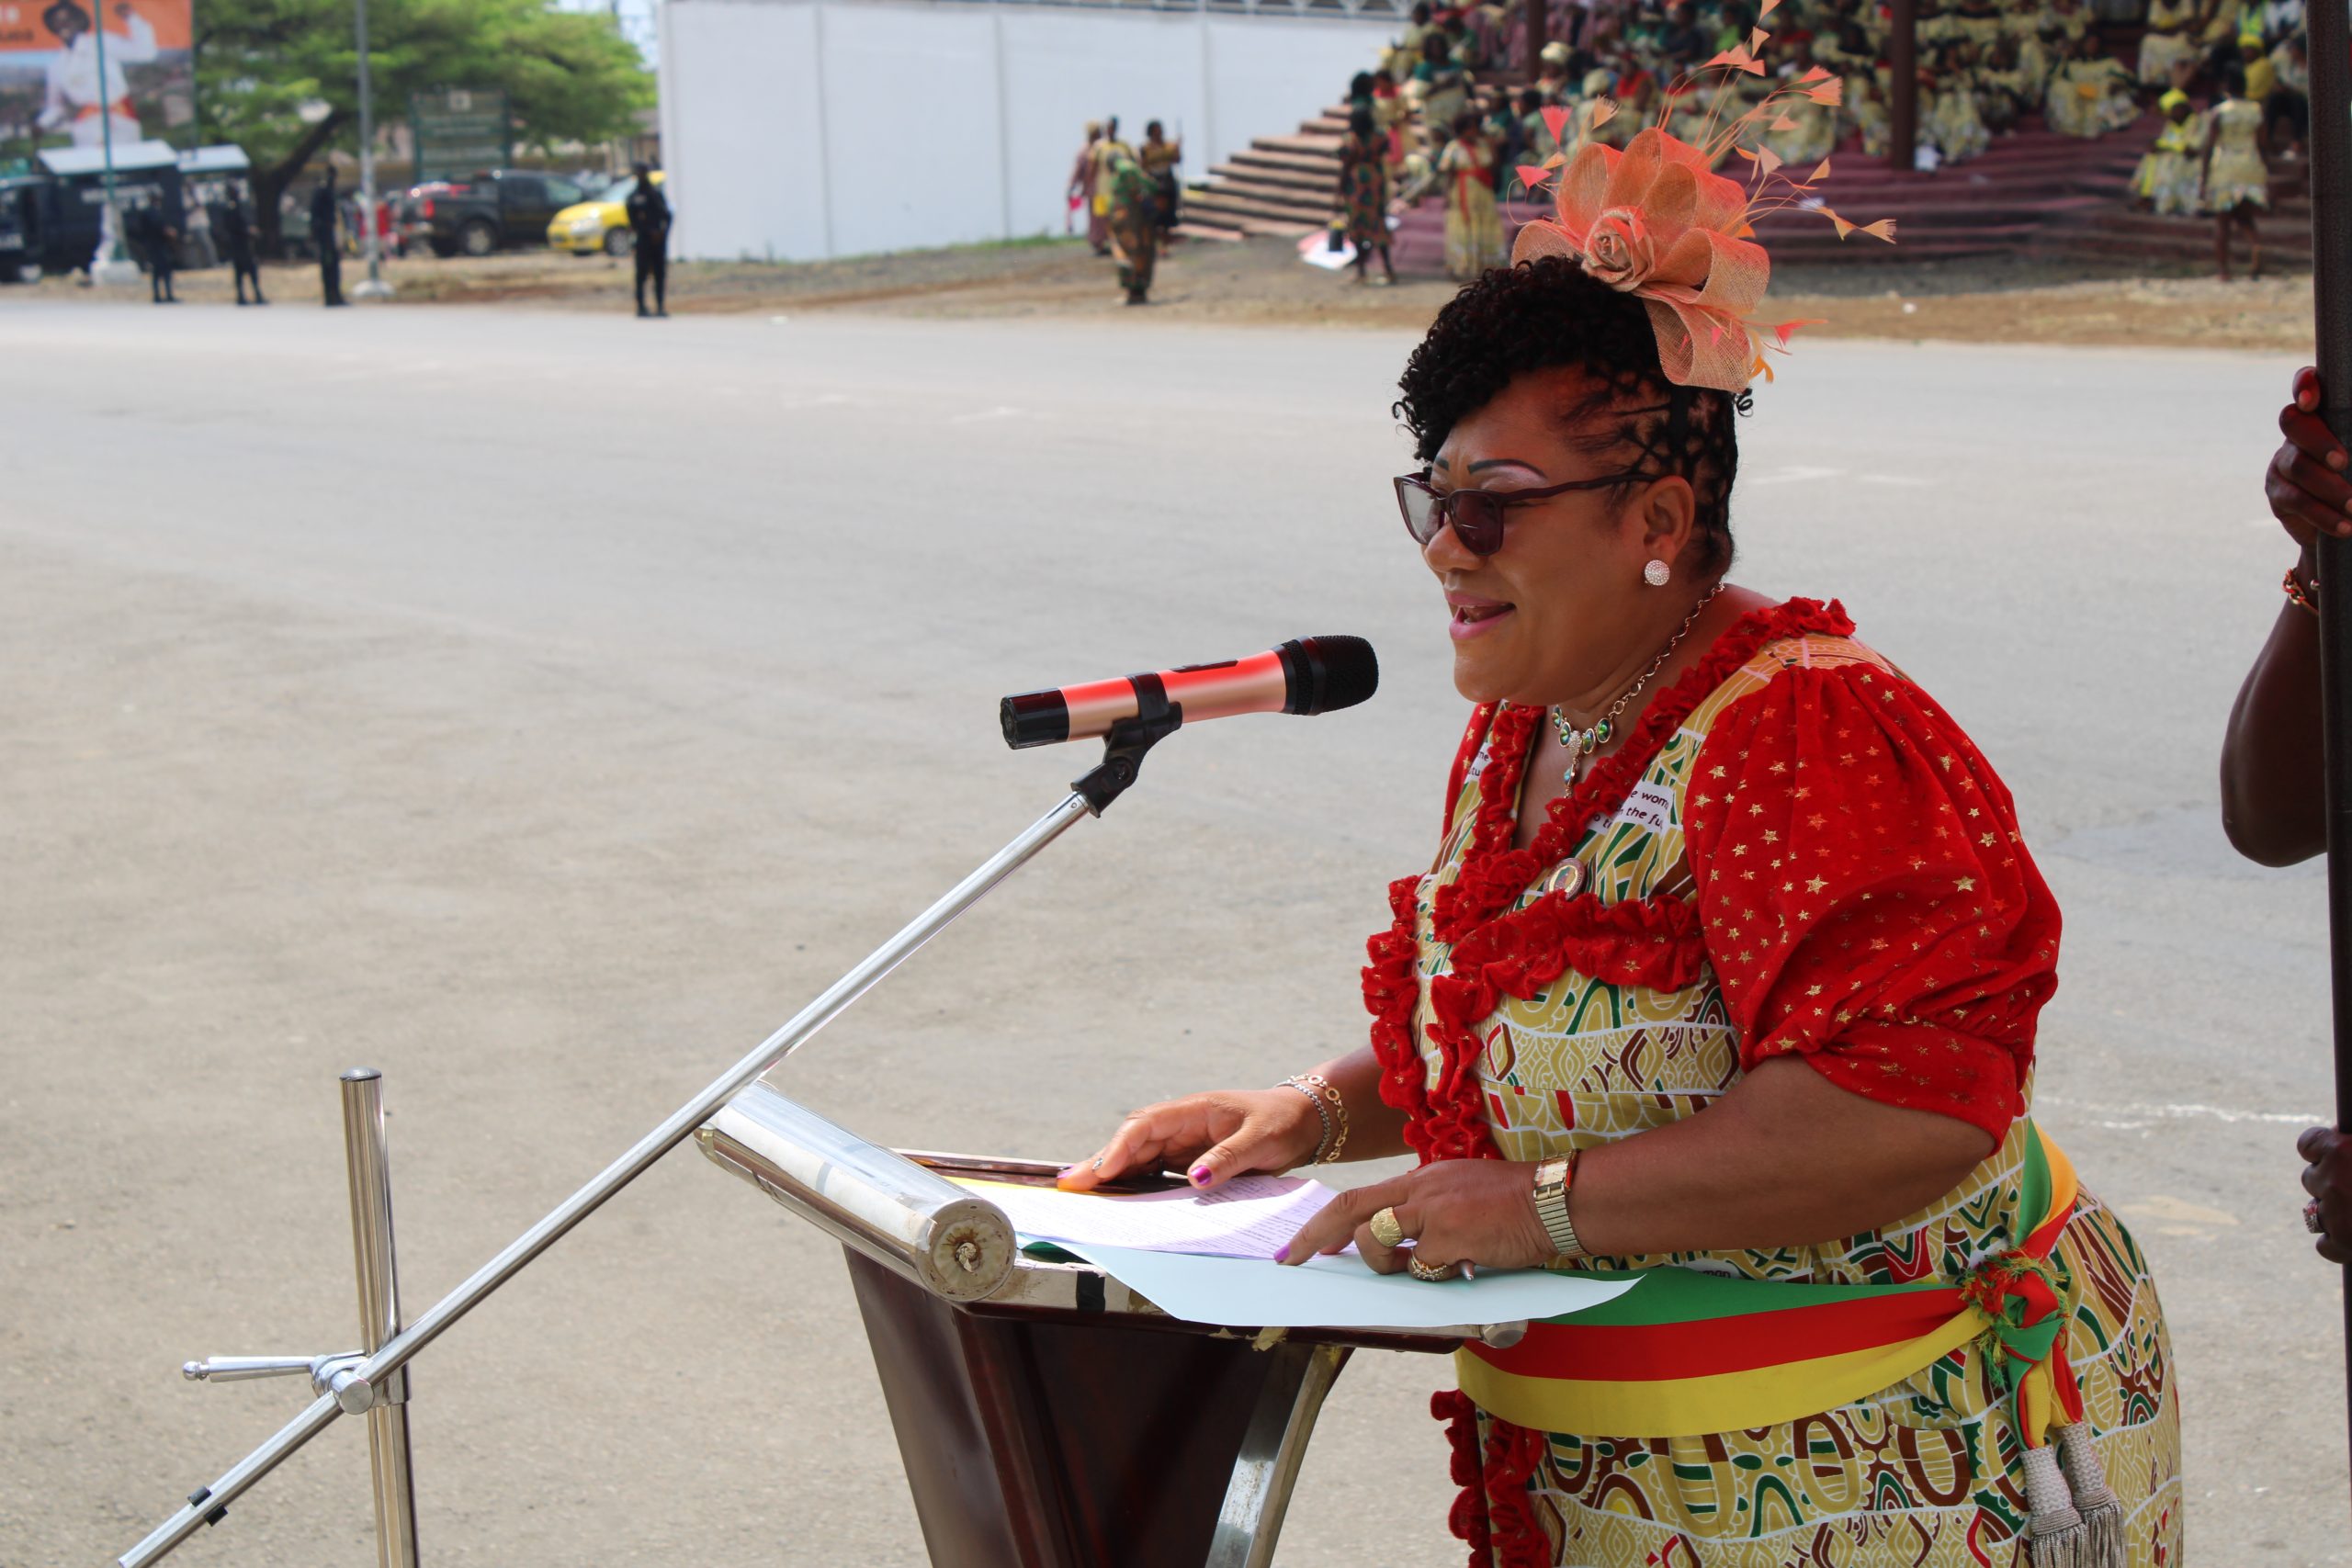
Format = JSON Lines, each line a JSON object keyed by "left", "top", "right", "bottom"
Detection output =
{"left": 0, "top": 299, "right": 2338, "bottom": 1565}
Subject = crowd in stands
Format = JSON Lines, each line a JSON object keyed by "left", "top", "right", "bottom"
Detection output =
{"left": 2122, "top": 0, "right": 2305, "bottom": 273}
{"left": 1329, "top": 0, "right": 2310, "bottom": 281}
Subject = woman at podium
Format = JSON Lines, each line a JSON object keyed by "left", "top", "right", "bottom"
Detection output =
{"left": 1068, "top": 121, "right": 2180, "bottom": 1567}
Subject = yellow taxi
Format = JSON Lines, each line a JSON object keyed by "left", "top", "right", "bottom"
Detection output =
{"left": 547, "top": 170, "right": 664, "bottom": 256}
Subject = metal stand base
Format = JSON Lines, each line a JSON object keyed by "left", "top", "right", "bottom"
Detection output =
{"left": 122, "top": 729, "right": 1167, "bottom": 1565}
{"left": 175, "top": 1070, "right": 419, "bottom": 1567}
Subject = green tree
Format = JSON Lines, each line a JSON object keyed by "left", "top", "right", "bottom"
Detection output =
{"left": 194, "top": 0, "right": 651, "bottom": 253}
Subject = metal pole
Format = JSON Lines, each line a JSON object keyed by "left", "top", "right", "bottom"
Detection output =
{"left": 2303, "top": 0, "right": 2352, "bottom": 1511}
{"left": 1887, "top": 0, "right": 1916, "bottom": 173}
{"left": 352, "top": 0, "right": 390, "bottom": 298}
{"left": 1204, "top": 1342, "right": 1351, "bottom": 1568}
{"left": 94, "top": 0, "right": 121, "bottom": 265}
{"left": 120, "top": 789, "right": 1098, "bottom": 1567}
{"left": 341, "top": 1071, "right": 420, "bottom": 1568}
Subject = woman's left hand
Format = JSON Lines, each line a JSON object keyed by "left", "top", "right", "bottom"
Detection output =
{"left": 1278, "top": 1157, "right": 1555, "bottom": 1276}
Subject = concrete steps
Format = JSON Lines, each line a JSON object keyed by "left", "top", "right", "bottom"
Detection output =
{"left": 1185, "top": 76, "right": 1537, "bottom": 243}
{"left": 1180, "top": 102, "right": 1358, "bottom": 242}
{"left": 1206, "top": 161, "right": 1333, "bottom": 196}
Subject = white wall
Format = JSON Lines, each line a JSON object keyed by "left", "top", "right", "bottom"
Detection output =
{"left": 660, "top": 1, "right": 828, "bottom": 259}
{"left": 661, "top": 0, "right": 1398, "bottom": 262}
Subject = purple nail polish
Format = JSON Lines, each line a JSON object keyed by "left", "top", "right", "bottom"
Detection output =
{"left": 1274, "top": 1245, "right": 1291, "bottom": 1262}
{"left": 1189, "top": 1165, "right": 1212, "bottom": 1186}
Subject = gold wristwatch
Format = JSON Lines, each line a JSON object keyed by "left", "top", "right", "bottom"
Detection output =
{"left": 1532, "top": 1155, "right": 1587, "bottom": 1260}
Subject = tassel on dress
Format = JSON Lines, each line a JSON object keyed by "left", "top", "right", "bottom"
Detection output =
{"left": 2020, "top": 1443, "right": 2087, "bottom": 1567}
{"left": 2056, "top": 1420, "right": 2128, "bottom": 1567}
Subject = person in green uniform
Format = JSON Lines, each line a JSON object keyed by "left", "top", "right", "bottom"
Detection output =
{"left": 1103, "top": 143, "right": 1158, "bottom": 305}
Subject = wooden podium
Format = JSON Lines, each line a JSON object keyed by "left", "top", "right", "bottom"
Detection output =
{"left": 696, "top": 1081, "right": 1497, "bottom": 1568}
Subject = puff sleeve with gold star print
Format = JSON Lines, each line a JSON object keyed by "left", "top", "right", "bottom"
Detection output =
{"left": 1682, "top": 660, "right": 2060, "bottom": 1145}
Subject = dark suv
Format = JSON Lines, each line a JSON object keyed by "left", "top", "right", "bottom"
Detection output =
{"left": 400, "top": 170, "right": 589, "bottom": 257}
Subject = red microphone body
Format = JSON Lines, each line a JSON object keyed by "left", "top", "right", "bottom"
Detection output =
{"left": 1000, "top": 636, "right": 1379, "bottom": 749}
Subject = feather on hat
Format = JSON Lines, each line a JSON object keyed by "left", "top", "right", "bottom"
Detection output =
{"left": 1510, "top": 31, "right": 1894, "bottom": 393}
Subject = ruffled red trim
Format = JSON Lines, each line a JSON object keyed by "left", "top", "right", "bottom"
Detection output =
{"left": 1366, "top": 597, "right": 1857, "bottom": 1166}
{"left": 1431, "top": 1392, "right": 1550, "bottom": 1568}
{"left": 1485, "top": 1420, "right": 1550, "bottom": 1568}
{"left": 1431, "top": 599, "right": 1853, "bottom": 942}
{"left": 1434, "top": 1390, "right": 1493, "bottom": 1564}
{"left": 1441, "top": 702, "right": 1499, "bottom": 840}
{"left": 1364, "top": 874, "right": 1442, "bottom": 1160}
{"left": 1442, "top": 888, "right": 1708, "bottom": 1010}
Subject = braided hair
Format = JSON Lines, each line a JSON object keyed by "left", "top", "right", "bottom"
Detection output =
{"left": 1394, "top": 256, "right": 1745, "bottom": 574}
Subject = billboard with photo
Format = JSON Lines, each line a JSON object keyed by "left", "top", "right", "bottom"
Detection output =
{"left": 0, "top": 0, "right": 195, "bottom": 162}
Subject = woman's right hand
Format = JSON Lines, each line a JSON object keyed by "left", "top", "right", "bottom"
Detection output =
{"left": 1057, "top": 1089, "right": 1324, "bottom": 1193}
{"left": 2300, "top": 1125, "right": 2352, "bottom": 1262}
{"left": 2268, "top": 366, "right": 2352, "bottom": 547}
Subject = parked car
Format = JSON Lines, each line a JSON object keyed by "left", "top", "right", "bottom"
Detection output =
{"left": 547, "top": 170, "right": 665, "bottom": 256}
{"left": 401, "top": 170, "right": 590, "bottom": 258}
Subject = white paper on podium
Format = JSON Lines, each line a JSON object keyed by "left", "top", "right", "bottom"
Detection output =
{"left": 1045, "top": 1240, "right": 1643, "bottom": 1331}
{"left": 947, "top": 1172, "right": 1338, "bottom": 1259}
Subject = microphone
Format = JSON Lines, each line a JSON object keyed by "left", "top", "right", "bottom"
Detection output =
{"left": 1000, "top": 636, "right": 1379, "bottom": 750}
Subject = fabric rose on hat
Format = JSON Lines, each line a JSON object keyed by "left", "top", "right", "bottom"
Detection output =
{"left": 1513, "top": 128, "right": 1775, "bottom": 392}
{"left": 1510, "top": 77, "right": 1895, "bottom": 392}
{"left": 1580, "top": 206, "right": 1657, "bottom": 292}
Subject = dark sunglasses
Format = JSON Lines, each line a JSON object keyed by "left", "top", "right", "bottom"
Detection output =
{"left": 1394, "top": 470, "right": 1644, "bottom": 557}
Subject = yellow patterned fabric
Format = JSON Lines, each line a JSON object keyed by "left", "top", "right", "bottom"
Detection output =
{"left": 2205, "top": 98, "right": 2271, "bottom": 211}
{"left": 1411, "top": 629, "right": 2184, "bottom": 1565}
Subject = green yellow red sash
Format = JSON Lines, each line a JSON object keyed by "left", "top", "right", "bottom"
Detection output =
{"left": 1456, "top": 1121, "right": 2084, "bottom": 1442}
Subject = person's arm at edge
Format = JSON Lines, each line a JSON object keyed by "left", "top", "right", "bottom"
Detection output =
{"left": 2223, "top": 364, "right": 2345, "bottom": 865}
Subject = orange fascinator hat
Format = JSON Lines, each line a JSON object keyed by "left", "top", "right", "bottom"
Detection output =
{"left": 1510, "top": 6, "right": 1894, "bottom": 394}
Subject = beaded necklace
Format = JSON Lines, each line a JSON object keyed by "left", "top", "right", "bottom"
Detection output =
{"left": 1546, "top": 582, "right": 1724, "bottom": 786}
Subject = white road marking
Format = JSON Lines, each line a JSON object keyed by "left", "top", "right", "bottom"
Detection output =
{"left": 2054, "top": 1100, "right": 2319, "bottom": 1129}
{"left": 1745, "top": 464, "right": 1846, "bottom": 485}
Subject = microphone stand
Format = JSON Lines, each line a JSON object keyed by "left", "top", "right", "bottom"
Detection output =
{"left": 119, "top": 696, "right": 1185, "bottom": 1567}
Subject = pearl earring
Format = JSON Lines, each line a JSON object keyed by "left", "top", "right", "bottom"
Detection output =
{"left": 1644, "top": 559, "right": 1672, "bottom": 587}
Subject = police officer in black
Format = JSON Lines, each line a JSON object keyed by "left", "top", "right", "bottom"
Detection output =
{"left": 129, "top": 197, "right": 177, "bottom": 303}
{"left": 623, "top": 164, "right": 670, "bottom": 317}
{"left": 217, "top": 180, "right": 266, "bottom": 305}
{"left": 311, "top": 167, "right": 346, "bottom": 307}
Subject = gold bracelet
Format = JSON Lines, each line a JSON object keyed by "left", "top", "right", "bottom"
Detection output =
{"left": 2285, "top": 563, "right": 2321, "bottom": 615}
{"left": 1279, "top": 1073, "right": 1351, "bottom": 1164}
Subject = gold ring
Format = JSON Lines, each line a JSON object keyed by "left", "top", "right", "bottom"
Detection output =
{"left": 1369, "top": 1206, "right": 1407, "bottom": 1248}
{"left": 1407, "top": 1253, "right": 1456, "bottom": 1283}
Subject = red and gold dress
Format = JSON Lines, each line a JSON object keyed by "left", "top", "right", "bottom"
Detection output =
{"left": 1363, "top": 600, "right": 2181, "bottom": 1567}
